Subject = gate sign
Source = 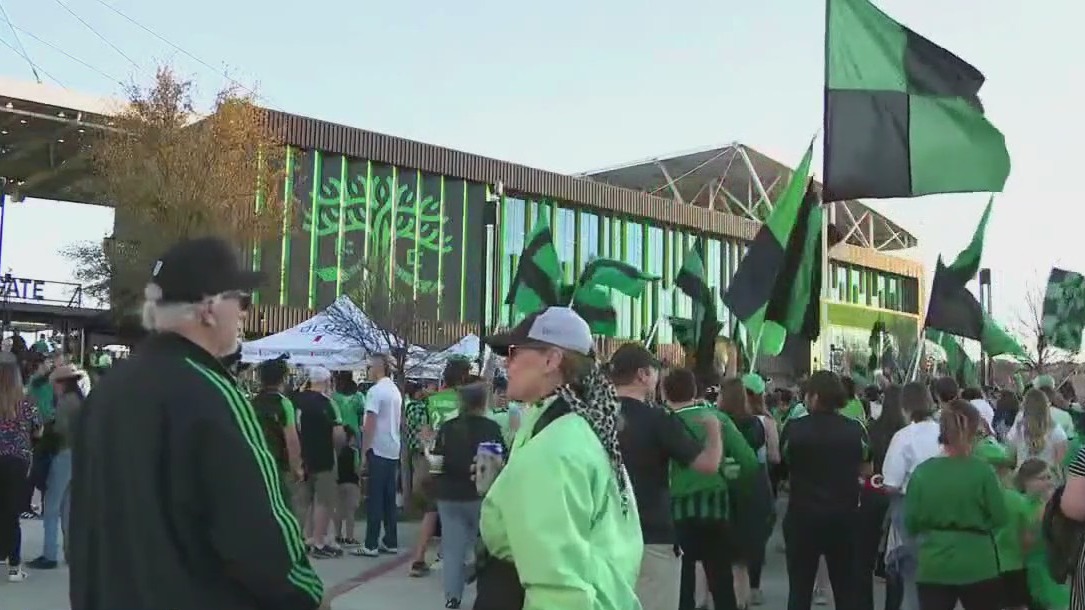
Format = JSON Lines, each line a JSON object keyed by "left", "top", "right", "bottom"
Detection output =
{"left": 0, "top": 276, "right": 45, "bottom": 301}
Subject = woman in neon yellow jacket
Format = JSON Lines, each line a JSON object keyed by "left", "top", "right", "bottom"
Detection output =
{"left": 474, "top": 307, "right": 643, "bottom": 610}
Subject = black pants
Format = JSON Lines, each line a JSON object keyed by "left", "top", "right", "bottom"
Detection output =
{"left": 748, "top": 537, "right": 768, "bottom": 589}
{"left": 856, "top": 490, "right": 890, "bottom": 610}
{"left": 677, "top": 518, "right": 737, "bottom": 610}
{"left": 916, "top": 578, "right": 1003, "bottom": 610}
{"left": 784, "top": 509, "right": 859, "bottom": 610}
{"left": 884, "top": 572, "right": 904, "bottom": 610}
{"left": 0, "top": 455, "right": 29, "bottom": 567}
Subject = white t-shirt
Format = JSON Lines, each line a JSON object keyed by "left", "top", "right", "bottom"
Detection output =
{"left": 365, "top": 377, "right": 402, "bottom": 460}
{"left": 881, "top": 420, "right": 942, "bottom": 492}
{"left": 1007, "top": 418, "right": 1068, "bottom": 468}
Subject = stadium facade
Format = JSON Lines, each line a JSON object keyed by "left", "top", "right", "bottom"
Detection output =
{"left": 243, "top": 111, "right": 924, "bottom": 373}
{"left": 0, "top": 79, "right": 924, "bottom": 374}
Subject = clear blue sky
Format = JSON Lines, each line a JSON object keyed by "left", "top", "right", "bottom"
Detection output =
{"left": 2, "top": 0, "right": 1081, "bottom": 336}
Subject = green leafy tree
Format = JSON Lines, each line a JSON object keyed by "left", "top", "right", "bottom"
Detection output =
{"left": 63, "top": 66, "right": 291, "bottom": 315}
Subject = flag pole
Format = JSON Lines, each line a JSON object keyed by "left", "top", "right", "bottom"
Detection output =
{"left": 819, "top": 195, "right": 832, "bottom": 371}
{"left": 909, "top": 328, "right": 926, "bottom": 381}
{"left": 749, "top": 325, "right": 764, "bottom": 374}
{"left": 643, "top": 317, "right": 661, "bottom": 348}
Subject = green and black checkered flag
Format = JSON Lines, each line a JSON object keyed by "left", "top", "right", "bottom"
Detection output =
{"left": 1042, "top": 267, "right": 1085, "bottom": 352}
{"left": 823, "top": 0, "right": 1010, "bottom": 201}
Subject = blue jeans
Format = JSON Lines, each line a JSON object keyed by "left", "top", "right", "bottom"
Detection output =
{"left": 363, "top": 453, "right": 399, "bottom": 550}
{"left": 436, "top": 499, "right": 482, "bottom": 600}
{"left": 42, "top": 449, "right": 71, "bottom": 561}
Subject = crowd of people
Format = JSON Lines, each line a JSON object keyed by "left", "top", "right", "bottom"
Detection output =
{"left": 2, "top": 235, "right": 1085, "bottom": 610}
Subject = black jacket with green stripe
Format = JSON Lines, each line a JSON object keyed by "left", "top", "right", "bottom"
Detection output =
{"left": 69, "top": 333, "right": 324, "bottom": 610}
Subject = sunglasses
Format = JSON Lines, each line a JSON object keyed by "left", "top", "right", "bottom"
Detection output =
{"left": 507, "top": 344, "right": 551, "bottom": 359}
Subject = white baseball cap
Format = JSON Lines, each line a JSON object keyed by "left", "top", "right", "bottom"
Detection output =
{"left": 308, "top": 366, "right": 332, "bottom": 383}
{"left": 484, "top": 307, "right": 593, "bottom": 356}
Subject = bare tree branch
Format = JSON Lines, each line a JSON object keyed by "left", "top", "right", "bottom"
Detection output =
{"left": 62, "top": 66, "right": 292, "bottom": 314}
{"left": 1014, "top": 280, "right": 1072, "bottom": 373}
{"left": 321, "top": 253, "right": 445, "bottom": 379}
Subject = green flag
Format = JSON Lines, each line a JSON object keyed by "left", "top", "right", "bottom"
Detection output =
{"left": 927, "top": 328, "right": 979, "bottom": 387}
{"left": 505, "top": 215, "right": 560, "bottom": 315}
{"left": 578, "top": 258, "right": 659, "bottom": 298}
{"left": 925, "top": 202, "right": 993, "bottom": 340}
{"left": 947, "top": 197, "right": 993, "bottom": 280}
{"left": 674, "top": 239, "right": 723, "bottom": 376}
{"left": 980, "top": 314, "right": 1027, "bottom": 359}
{"left": 723, "top": 143, "right": 817, "bottom": 357}
{"left": 823, "top": 0, "right": 1010, "bottom": 201}
{"left": 1041, "top": 267, "right": 1085, "bottom": 352}
{"left": 561, "top": 283, "right": 618, "bottom": 337}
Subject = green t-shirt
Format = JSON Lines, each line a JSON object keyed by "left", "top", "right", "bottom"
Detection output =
{"left": 669, "top": 404, "right": 760, "bottom": 500}
{"left": 840, "top": 399, "right": 868, "bottom": 426}
{"left": 29, "top": 378, "right": 54, "bottom": 421}
{"left": 905, "top": 455, "right": 1008, "bottom": 584}
{"left": 994, "top": 487, "right": 1031, "bottom": 572}
{"left": 332, "top": 392, "right": 361, "bottom": 432}
{"left": 426, "top": 388, "right": 461, "bottom": 431}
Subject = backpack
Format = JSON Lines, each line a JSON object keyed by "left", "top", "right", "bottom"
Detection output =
{"left": 1042, "top": 485, "right": 1085, "bottom": 584}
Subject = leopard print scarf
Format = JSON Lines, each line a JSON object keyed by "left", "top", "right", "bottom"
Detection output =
{"left": 555, "top": 360, "right": 630, "bottom": 513}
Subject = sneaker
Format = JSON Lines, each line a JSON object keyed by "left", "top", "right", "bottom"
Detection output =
{"left": 26, "top": 557, "right": 58, "bottom": 570}
{"left": 378, "top": 544, "right": 398, "bottom": 555}
{"left": 445, "top": 598, "right": 461, "bottom": 609}
{"left": 351, "top": 546, "right": 379, "bottom": 557}
{"left": 7, "top": 567, "right": 27, "bottom": 582}
{"left": 20, "top": 511, "right": 38, "bottom": 520}
{"left": 750, "top": 589, "right": 764, "bottom": 606}
{"left": 310, "top": 546, "right": 339, "bottom": 559}
{"left": 341, "top": 537, "right": 361, "bottom": 547}
{"left": 408, "top": 561, "right": 430, "bottom": 577}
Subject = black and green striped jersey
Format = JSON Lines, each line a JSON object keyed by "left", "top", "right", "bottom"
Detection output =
{"left": 69, "top": 333, "right": 324, "bottom": 610}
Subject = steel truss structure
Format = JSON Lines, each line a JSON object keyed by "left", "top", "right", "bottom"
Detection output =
{"left": 0, "top": 76, "right": 117, "bottom": 203}
{"left": 579, "top": 142, "right": 917, "bottom": 252}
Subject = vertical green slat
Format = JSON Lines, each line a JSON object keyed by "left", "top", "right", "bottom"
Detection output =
{"left": 484, "top": 185, "right": 492, "bottom": 329}
{"left": 497, "top": 193, "right": 507, "bottom": 326}
{"left": 641, "top": 222, "right": 649, "bottom": 337}
{"left": 335, "top": 155, "right": 348, "bottom": 297}
{"left": 388, "top": 166, "right": 398, "bottom": 291}
{"left": 307, "top": 152, "right": 321, "bottom": 309}
{"left": 459, "top": 181, "right": 468, "bottom": 322}
{"left": 251, "top": 149, "right": 264, "bottom": 306}
{"left": 413, "top": 170, "right": 422, "bottom": 300}
{"left": 363, "top": 161, "right": 373, "bottom": 282}
{"left": 279, "top": 147, "right": 294, "bottom": 307}
{"left": 437, "top": 175, "right": 445, "bottom": 312}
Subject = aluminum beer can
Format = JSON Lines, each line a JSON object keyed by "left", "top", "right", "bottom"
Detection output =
{"left": 477, "top": 441, "right": 504, "bottom": 458}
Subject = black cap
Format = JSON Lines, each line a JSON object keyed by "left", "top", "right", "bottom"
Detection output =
{"left": 608, "top": 343, "right": 661, "bottom": 378}
{"left": 150, "top": 236, "right": 264, "bottom": 303}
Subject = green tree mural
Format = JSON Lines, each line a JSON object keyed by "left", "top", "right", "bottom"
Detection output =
{"left": 302, "top": 168, "right": 453, "bottom": 294}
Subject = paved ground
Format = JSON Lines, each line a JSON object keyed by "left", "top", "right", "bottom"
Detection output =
{"left": 3, "top": 512, "right": 884, "bottom": 609}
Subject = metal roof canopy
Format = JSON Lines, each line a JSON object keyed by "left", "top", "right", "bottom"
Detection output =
{"left": 0, "top": 76, "right": 121, "bottom": 204}
{"left": 579, "top": 143, "right": 918, "bottom": 252}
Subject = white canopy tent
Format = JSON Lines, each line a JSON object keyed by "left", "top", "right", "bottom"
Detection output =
{"left": 241, "top": 295, "right": 440, "bottom": 371}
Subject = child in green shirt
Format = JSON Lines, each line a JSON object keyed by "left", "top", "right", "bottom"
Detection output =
{"left": 974, "top": 438, "right": 1032, "bottom": 609}
{"left": 1016, "top": 458, "right": 1068, "bottom": 610}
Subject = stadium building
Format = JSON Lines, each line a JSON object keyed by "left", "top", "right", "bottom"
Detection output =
{"left": 0, "top": 78, "right": 924, "bottom": 376}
